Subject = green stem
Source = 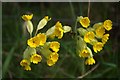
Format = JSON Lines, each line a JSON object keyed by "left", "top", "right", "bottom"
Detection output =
{"left": 74, "top": 19, "right": 78, "bottom": 41}
{"left": 69, "top": 2, "right": 85, "bottom": 76}
{"left": 34, "top": 29, "right": 38, "bottom": 36}
{"left": 69, "top": 2, "right": 76, "bottom": 21}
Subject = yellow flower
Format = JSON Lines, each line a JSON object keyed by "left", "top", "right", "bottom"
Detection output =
{"left": 49, "top": 52, "right": 59, "bottom": 62}
{"left": 93, "top": 42, "right": 103, "bottom": 53}
{"left": 20, "top": 59, "right": 31, "bottom": 71}
{"left": 47, "top": 59, "right": 55, "bottom": 66}
{"left": 46, "top": 21, "right": 64, "bottom": 39}
{"left": 37, "top": 33, "right": 46, "bottom": 46}
{"left": 22, "top": 14, "right": 33, "bottom": 21}
{"left": 54, "top": 21, "right": 64, "bottom": 39}
{"left": 79, "top": 49, "right": 90, "bottom": 58}
{"left": 84, "top": 32, "right": 95, "bottom": 43}
{"left": 79, "top": 17, "right": 90, "bottom": 28}
{"left": 85, "top": 57, "right": 95, "bottom": 65}
{"left": 47, "top": 52, "right": 59, "bottom": 66}
{"left": 50, "top": 41, "right": 60, "bottom": 52}
{"left": 20, "top": 59, "right": 30, "bottom": 67}
{"left": 27, "top": 36, "right": 40, "bottom": 48}
{"left": 103, "top": 20, "right": 112, "bottom": 31}
{"left": 24, "top": 65, "right": 31, "bottom": 71}
{"left": 102, "top": 34, "right": 109, "bottom": 44}
{"left": 95, "top": 25, "right": 105, "bottom": 38}
{"left": 30, "top": 53, "right": 42, "bottom": 64}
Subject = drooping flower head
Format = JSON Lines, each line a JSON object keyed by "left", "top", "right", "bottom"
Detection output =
{"left": 103, "top": 20, "right": 112, "bottom": 31}
{"left": 85, "top": 57, "right": 95, "bottom": 65}
{"left": 30, "top": 53, "right": 42, "bottom": 64}
{"left": 79, "top": 16, "right": 90, "bottom": 28}
{"left": 22, "top": 14, "right": 33, "bottom": 21}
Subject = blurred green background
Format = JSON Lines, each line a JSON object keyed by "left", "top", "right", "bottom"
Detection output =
{"left": 2, "top": 2, "right": 120, "bottom": 79}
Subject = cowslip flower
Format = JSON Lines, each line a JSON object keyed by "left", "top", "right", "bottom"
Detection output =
{"left": 22, "top": 14, "right": 33, "bottom": 21}
{"left": 49, "top": 41, "right": 60, "bottom": 52}
{"left": 85, "top": 57, "right": 95, "bottom": 65}
{"left": 95, "top": 25, "right": 105, "bottom": 38}
{"left": 37, "top": 33, "right": 46, "bottom": 46}
{"left": 30, "top": 53, "right": 42, "bottom": 64}
{"left": 49, "top": 52, "right": 59, "bottom": 62}
{"left": 22, "top": 14, "right": 33, "bottom": 35}
{"left": 20, "top": 59, "right": 31, "bottom": 71}
{"left": 27, "top": 36, "right": 41, "bottom": 48}
{"left": 47, "top": 59, "right": 55, "bottom": 66}
{"left": 84, "top": 31, "right": 95, "bottom": 43}
{"left": 47, "top": 52, "right": 59, "bottom": 66}
{"left": 46, "top": 21, "right": 64, "bottom": 39}
{"left": 20, "top": 59, "right": 30, "bottom": 67}
{"left": 79, "top": 16, "right": 90, "bottom": 28}
{"left": 103, "top": 20, "right": 112, "bottom": 31}
{"left": 24, "top": 65, "right": 31, "bottom": 71}
{"left": 79, "top": 49, "right": 90, "bottom": 58}
{"left": 46, "top": 21, "right": 71, "bottom": 39}
{"left": 93, "top": 42, "right": 103, "bottom": 53}
{"left": 102, "top": 34, "right": 109, "bottom": 44}
{"left": 53, "top": 21, "right": 64, "bottom": 39}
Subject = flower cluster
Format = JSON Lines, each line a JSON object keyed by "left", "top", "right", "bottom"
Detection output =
{"left": 20, "top": 14, "right": 71, "bottom": 71}
{"left": 77, "top": 16, "right": 112, "bottom": 65}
